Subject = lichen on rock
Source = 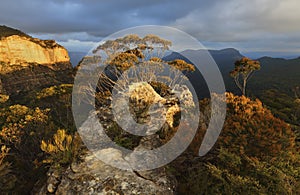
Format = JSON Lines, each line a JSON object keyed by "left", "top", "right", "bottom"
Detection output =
{"left": 34, "top": 150, "right": 176, "bottom": 195}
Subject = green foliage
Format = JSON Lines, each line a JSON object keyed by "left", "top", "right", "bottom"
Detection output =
{"left": 176, "top": 145, "right": 300, "bottom": 194}
{"left": 257, "top": 89, "right": 300, "bottom": 146}
{"left": 35, "top": 84, "right": 74, "bottom": 131}
{"left": 259, "top": 89, "right": 300, "bottom": 125}
{"left": 0, "top": 105, "right": 50, "bottom": 146}
{"left": 247, "top": 57, "right": 300, "bottom": 98}
{"left": 105, "top": 122, "right": 141, "bottom": 150}
{"left": 0, "top": 82, "right": 79, "bottom": 193}
{"left": 93, "top": 34, "right": 196, "bottom": 107}
{"left": 174, "top": 93, "right": 300, "bottom": 194}
{"left": 176, "top": 148, "right": 299, "bottom": 194}
{"left": 0, "top": 102, "right": 60, "bottom": 193}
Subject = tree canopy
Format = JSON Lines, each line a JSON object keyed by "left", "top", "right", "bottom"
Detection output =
{"left": 230, "top": 57, "right": 260, "bottom": 95}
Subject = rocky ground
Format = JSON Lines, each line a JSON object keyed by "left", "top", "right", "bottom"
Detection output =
{"left": 35, "top": 150, "right": 176, "bottom": 195}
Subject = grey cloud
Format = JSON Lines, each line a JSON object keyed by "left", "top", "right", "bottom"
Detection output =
{"left": 1, "top": 0, "right": 299, "bottom": 53}
{"left": 0, "top": 0, "right": 205, "bottom": 36}
{"left": 30, "top": 32, "right": 102, "bottom": 42}
{"left": 173, "top": 0, "right": 300, "bottom": 41}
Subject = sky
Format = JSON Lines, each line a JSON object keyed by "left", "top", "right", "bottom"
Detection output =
{"left": 1, "top": 0, "right": 300, "bottom": 57}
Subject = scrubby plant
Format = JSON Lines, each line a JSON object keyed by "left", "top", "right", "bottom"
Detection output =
{"left": 175, "top": 147, "right": 300, "bottom": 194}
{"left": 0, "top": 145, "right": 16, "bottom": 192}
{"left": 0, "top": 105, "right": 50, "bottom": 146}
{"left": 175, "top": 92, "right": 300, "bottom": 194}
{"left": 194, "top": 93, "right": 296, "bottom": 161}
{"left": 0, "top": 94, "right": 9, "bottom": 104}
{"left": 41, "top": 129, "right": 82, "bottom": 167}
{"left": 36, "top": 84, "right": 73, "bottom": 99}
{"left": 35, "top": 84, "right": 74, "bottom": 130}
{"left": 0, "top": 104, "right": 55, "bottom": 193}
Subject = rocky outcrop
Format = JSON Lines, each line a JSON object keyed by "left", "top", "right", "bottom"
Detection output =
{"left": 0, "top": 35, "right": 69, "bottom": 72}
{"left": 0, "top": 26, "right": 73, "bottom": 96}
{"left": 34, "top": 82, "right": 196, "bottom": 194}
{"left": 35, "top": 150, "right": 176, "bottom": 195}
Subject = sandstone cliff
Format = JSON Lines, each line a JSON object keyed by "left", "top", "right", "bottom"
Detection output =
{"left": 0, "top": 35, "right": 69, "bottom": 73}
{"left": 0, "top": 26, "right": 73, "bottom": 96}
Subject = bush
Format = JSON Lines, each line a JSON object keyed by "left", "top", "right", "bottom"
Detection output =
{"left": 41, "top": 129, "right": 82, "bottom": 167}
{"left": 175, "top": 93, "right": 300, "bottom": 194}
{"left": 0, "top": 145, "right": 16, "bottom": 192}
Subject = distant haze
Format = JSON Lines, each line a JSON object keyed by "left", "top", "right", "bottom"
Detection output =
{"left": 242, "top": 51, "right": 300, "bottom": 59}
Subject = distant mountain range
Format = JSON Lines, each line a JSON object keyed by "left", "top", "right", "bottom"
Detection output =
{"left": 69, "top": 48, "right": 300, "bottom": 98}
{"left": 242, "top": 51, "right": 300, "bottom": 59}
{"left": 163, "top": 48, "right": 300, "bottom": 98}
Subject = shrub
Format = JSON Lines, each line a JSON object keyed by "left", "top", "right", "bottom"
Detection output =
{"left": 0, "top": 145, "right": 16, "bottom": 191}
{"left": 41, "top": 129, "right": 82, "bottom": 167}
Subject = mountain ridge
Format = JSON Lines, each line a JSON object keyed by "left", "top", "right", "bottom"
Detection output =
{"left": 163, "top": 48, "right": 300, "bottom": 97}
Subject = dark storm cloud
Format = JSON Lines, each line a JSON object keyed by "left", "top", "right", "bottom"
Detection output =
{"left": 1, "top": 0, "right": 300, "bottom": 53}
{"left": 0, "top": 0, "right": 210, "bottom": 36}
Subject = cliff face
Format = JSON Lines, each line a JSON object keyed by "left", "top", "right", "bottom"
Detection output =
{"left": 0, "top": 26, "right": 73, "bottom": 96}
{"left": 0, "top": 35, "right": 69, "bottom": 72}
